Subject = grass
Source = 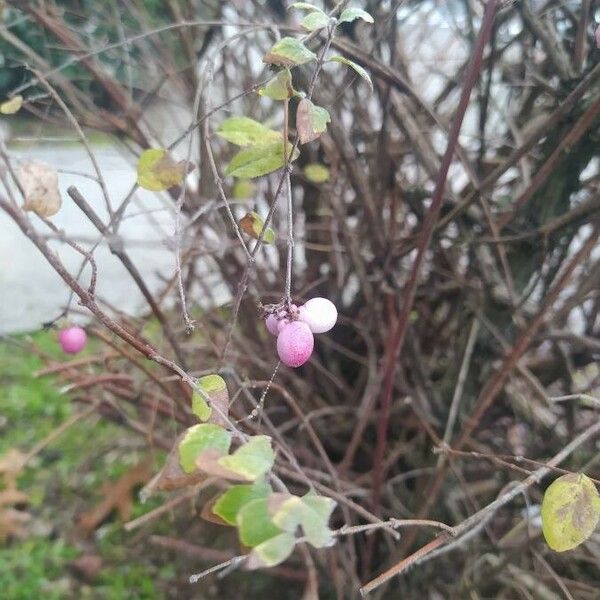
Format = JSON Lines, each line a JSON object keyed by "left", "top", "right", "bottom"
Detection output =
{"left": 0, "top": 330, "right": 166, "bottom": 599}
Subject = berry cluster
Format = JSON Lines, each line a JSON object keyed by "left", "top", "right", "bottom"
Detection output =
{"left": 265, "top": 298, "right": 337, "bottom": 368}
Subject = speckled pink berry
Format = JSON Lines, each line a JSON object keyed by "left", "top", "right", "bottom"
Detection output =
{"left": 276, "top": 321, "right": 314, "bottom": 368}
{"left": 298, "top": 297, "right": 337, "bottom": 334}
{"left": 58, "top": 326, "right": 87, "bottom": 354}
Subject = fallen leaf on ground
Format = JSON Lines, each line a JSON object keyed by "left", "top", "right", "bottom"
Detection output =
{"left": 78, "top": 459, "right": 153, "bottom": 536}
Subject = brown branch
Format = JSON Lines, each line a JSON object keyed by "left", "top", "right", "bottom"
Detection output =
{"left": 370, "top": 0, "right": 500, "bottom": 518}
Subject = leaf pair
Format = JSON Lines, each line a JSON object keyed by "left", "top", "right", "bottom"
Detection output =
{"left": 178, "top": 425, "right": 275, "bottom": 483}
{"left": 212, "top": 483, "right": 336, "bottom": 569}
{"left": 217, "top": 116, "right": 299, "bottom": 179}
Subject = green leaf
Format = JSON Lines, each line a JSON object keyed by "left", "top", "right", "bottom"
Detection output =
{"left": 541, "top": 473, "right": 600, "bottom": 552}
{"left": 218, "top": 435, "right": 275, "bottom": 481}
{"left": 338, "top": 7, "right": 374, "bottom": 24}
{"left": 247, "top": 532, "right": 295, "bottom": 569}
{"left": 304, "top": 163, "right": 330, "bottom": 183}
{"left": 191, "top": 374, "right": 227, "bottom": 422}
{"left": 259, "top": 69, "right": 295, "bottom": 101}
{"left": 296, "top": 99, "right": 330, "bottom": 145}
{"left": 237, "top": 498, "right": 282, "bottom": 547}
{"left": 137, "top": 149, "right": 188, "bottom": 191}
{"left": 178, "top": 424, "right": 231, "bottom": 473}
{"left": 239, "top": 212, "right": 276, "bottom": 244}
{"left": 288, "top": 2, "right": 324, "bottom": 12}
{"left": 328, "top": 55, "right": 373, "bottom": 92}
{"left": 225, "top": 141, "right": 299, "bottom": 179}
{"left": 0, "top": 95, "right": 23, "bottom": 115}
{"left": 216, "top": 117, "right": 281, "bottom": 146}
{"left": 232, "top": 179, "right": 256, "bottom": 199}
{"left": 302, "top": 11, "right": 330, "bottom": 31}
{"left": 264, "top": 37, "right": 317, "bottom": 68}
{"left": 212, "top": 479, "right": 271, "bottom": 526}
{"left": 271, "top": 492, "right": 336, "bottom": 548}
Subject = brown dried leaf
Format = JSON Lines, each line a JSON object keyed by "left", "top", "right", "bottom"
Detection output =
{"left": 78, "top": 459, "right": 153, "bottom": 536}
{"left": 0, "top": 507, "right": 31, "bottom": 543}
{"left": 17, "top": 160, "right": 61, "bottom": 217}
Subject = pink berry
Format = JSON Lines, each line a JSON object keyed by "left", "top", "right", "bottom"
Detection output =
{"left": 276, "top": 321, "right": 314, "bottom": 368}
{"left": 265, "top": 304, "right": 298, "bottom": 336}
{"left": 58, "top": 326, "right": 87, "bottom": 354}
{"left": 265, "top": 314, "right": 280, "bottom": 336}
{"left": 298, "top": 297, "right": 337, "bottom": 334}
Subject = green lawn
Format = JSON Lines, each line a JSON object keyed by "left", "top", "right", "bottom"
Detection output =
{"left": 0, "top": 331, "right": 167, "bottom": 599}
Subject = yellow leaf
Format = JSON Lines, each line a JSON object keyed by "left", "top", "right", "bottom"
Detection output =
{"left": 0, "top": 95, "right": 23, "bottom": 115}
{"left": 541, "top": 473, "right": 600, "bottom": 552}
{"left": 304, "top": 163, "right": 330, "bottom": 183}
{"left": 136, "top": 148, "right": 189, "bottom": 191}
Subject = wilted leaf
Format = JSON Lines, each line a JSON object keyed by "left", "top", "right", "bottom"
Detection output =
{"left": 216, "top": 117, "right": 281, "bottom": 146}
{"left": 218, "top": 436, "right": 275, "bottom": 481}
{"left": 304, "top": 163, "right": 330, "bottom": 183}
{"left": 239, "top": 212, "right": 276, "bottom": 244}
{"left": 328, "top": 55, "right": 373, "bottom": 92}
{"left": 179, "top": 424, "right": 231, "bottom": 473}
{"left": 259, "top": 69, "right": 295, "bottom": 101}
{"left": 137, "top": 149, "right": 188, "bottom": 191}
{"left": 0, "top": 95, "right": 23, "bottom": 114}
{"left": 226, "top": 141, "right": 299, "bottom": 179}
{"left": 196, "top": 447, "right": 251, "bottom": 481}
{"left": 232, "top": 179, "right": 256, "bottom": 199}
{"left": 296, "top": 99, "right": 331, "bottom": 144}
{"left": 271, "top": 492, "right": 336, "bottom": 548}
{"left": 338, "top": 7, "right": 374, "bottom": 24}
{"left": 212, "top": 479, "right": 271, "bottom": 525}
{"left": 148, "top": 436, "right": 205, "bottom": 494}
{"left": 247, "top": 532, "right": 295, "bottom": 569}
{"left": 541, "top": 473, "right": 600, "bottom": 552}
{"left": 237, "top": 498, "right": 282, "bottom": 547}
{"left": 18, "top": 160, "right": 61, "bottom": 217}
{"left": 264, "top": 37, "right": 317, "bottom": 68}
{"left": 191, "top": 374, "right": 229, "bottom": 424}
{"left": 302, "top": 11, "right": 330, "bottom": 31}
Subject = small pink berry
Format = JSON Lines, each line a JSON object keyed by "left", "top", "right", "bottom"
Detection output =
{"left": 298, "top": 297, "right": 337, "bottom": 334}
{"left": 58, "top": 326, "right": 87, "bottom": 354}
{"left": 276, "top": 321, "right": 314, "bottom": 368}
{"left": 265, "top": 314, "right": 280, "bottom": 336}
{"left": 265, "top": 304, "right": 298, "bottom": 336}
